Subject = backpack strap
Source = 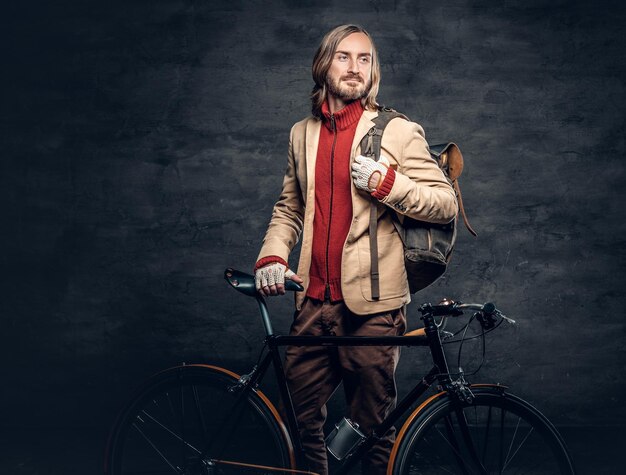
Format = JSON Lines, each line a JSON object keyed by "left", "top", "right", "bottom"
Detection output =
{"left": 361, "top": 109, "right": 408, "bottom": 160}
{"left": 360, "top": 108, "right": 407, "bottom": 300}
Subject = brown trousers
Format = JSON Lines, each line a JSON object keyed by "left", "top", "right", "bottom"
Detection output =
{"left": 284, "top": 298, "right": 406, "bottom": 475}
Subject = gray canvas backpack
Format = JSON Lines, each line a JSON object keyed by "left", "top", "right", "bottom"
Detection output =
{"left": 359, "top": 108, "right": 476, "bottom": 297}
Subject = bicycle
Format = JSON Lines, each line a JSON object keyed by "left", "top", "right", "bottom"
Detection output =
{"left": 104, "top": 267, "right": 576, "bottom": 474}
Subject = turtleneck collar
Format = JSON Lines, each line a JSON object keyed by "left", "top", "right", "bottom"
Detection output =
{"left": 321, "top": 99, "right": 364, "bottom": 131}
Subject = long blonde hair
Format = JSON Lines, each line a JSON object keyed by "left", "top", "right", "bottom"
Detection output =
{"left": 311, "top": 24, "right": 380, "bottom": 118}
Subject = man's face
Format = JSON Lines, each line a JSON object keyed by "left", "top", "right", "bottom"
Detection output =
{"left": 326, "top": 32, "right": 373, "bottom": 102}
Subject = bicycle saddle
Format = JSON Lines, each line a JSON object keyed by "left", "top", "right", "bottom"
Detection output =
{"left": 224, "top": 268, "right": 304, "bottom": 297}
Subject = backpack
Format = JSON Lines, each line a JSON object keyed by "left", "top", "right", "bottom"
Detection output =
{"left": 359, "top": 108, "right": 477, "bottom": 296}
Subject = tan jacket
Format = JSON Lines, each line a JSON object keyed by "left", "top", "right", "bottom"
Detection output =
{"left": 258, "top": 108, "right": 458, "bottom": 315}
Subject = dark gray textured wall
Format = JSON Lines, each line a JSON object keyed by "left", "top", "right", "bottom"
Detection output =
{"left": 2, "top": 0, "right": 625, "bottom": 468}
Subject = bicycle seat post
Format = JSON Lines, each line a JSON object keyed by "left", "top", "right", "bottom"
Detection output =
{"left": 255, "top": 296, "right": 274, "bottom": 336}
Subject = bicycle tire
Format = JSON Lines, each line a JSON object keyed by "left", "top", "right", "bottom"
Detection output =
{"left": 389, "top": 386, "right": 575, "bottom": 475}
{"left": 105, "top": 364, "right": 294, "bottom": 475}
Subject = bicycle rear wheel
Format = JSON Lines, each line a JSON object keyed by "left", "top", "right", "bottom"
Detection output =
{"left": 390, "top": 386, "right": 575, "bottom": 474}
{"left": 105, "top": 364, "right": 294, "bottom": 475}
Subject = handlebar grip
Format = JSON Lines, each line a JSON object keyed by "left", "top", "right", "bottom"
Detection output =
{"left": 285, "top": 279, "right": 304, "bottom": 292}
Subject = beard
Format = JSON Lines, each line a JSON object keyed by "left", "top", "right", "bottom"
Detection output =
{"left": 326, "top": 73, "right": 371, "bottom": 102}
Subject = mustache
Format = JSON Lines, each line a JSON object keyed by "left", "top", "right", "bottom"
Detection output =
{"left": 341, "top": 75, "right": 363, "bottom": 82}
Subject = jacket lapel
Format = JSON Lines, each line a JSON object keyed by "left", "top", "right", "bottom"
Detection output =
{"left": 351, "top": 109, "right": 378, "bottom": 156}
{"left": 305, "top": 118, "right": 321, "bottom": 198}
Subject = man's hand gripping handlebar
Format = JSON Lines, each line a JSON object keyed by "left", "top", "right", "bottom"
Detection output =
{"left": 224, "top": 268, "right": 304, "bottom": 298}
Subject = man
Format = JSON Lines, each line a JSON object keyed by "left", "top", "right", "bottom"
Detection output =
{"left": 254, "top": 24, "right": 457, "bottom": 475}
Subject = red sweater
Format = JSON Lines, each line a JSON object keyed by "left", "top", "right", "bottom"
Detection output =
{"left": 307, "top": 100, "right": 364, "bottom": 301}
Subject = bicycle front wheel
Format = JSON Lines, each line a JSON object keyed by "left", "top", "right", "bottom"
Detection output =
{"left": 390, "top": 386, "right": 575, "bottom": 475}
{"left": 105, "top": 364, "right": 294, "bottom": 475}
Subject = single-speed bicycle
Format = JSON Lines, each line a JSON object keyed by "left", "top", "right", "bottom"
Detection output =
{"left": 105, "top": 268, "right": 576, "bottom": 474}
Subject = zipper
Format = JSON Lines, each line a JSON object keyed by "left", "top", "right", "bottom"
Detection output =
{"left": 324, "top": 114, "right": 337, "bottom": 302}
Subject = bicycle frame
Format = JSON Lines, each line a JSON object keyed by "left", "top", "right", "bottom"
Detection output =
{"left": 232, "top": 295, "right": 457, "bottom": 475}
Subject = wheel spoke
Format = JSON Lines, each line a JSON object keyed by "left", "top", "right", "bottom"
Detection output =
{"left": 481, "top": 404, "right": 492, "bottom": 466}
{"left": 504, "top": 414, "right": 522, "bottom": 468}
{"left": 178, "top": 381, "right": 185, "bottom": 470}
{"left": 131, "top": 422, "right": 181, "bottom": 474}
{"left": 503, "top": 425, "right": 535, "bottom": 471}
{"left": 499, "top": 406, "right": 505, "bottom": 474}
{"left": 455, "top": 409, "right": 487, "bottom": 474}
{"left": 436, "top": 418, "right": 476, "bottom": 474}
{"left": 138, "top": 410, "right": 202, "bottom": 454}
{"left": 166, "top": 392, "right": 175, "bottom": 421}
{"left": 192, "top": 384, "right": 209, "bottom": 443}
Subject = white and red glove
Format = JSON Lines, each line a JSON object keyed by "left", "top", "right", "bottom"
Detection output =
{"left": 255, "top": 262, "right": 301, "bottom": 296}
{"left": 351, "top": 155, "right": 390, "bottom": 192}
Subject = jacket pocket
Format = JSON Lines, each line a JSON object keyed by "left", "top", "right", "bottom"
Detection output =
{"left": 357, "top": 232, "right": 408, "bottom": 302}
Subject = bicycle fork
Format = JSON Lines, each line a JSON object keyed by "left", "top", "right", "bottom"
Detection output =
{"left": 423, "top": 307, "right": 489, "bottom": 475}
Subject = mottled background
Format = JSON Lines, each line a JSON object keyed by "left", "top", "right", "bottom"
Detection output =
{"left": 1, "top": 0, "right": 625, "bottom": 473}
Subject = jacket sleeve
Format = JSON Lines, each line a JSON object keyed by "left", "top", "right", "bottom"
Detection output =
{"left": 256, "top": 125, "right": 305, "bottom": 262}
{"left": 378, "top": 119, "right": 458, "bottom": 224}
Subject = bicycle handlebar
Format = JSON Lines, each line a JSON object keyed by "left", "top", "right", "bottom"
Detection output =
{"left": 420, "top": 300, "right": 515, "bottom": 325}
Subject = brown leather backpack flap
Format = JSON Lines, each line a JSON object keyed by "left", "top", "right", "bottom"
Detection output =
{"left": 429, "top": 142, "right": 464, "bottom": 180}
{"left": 445, "top": 143, "right": 464, "bottom": 181}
